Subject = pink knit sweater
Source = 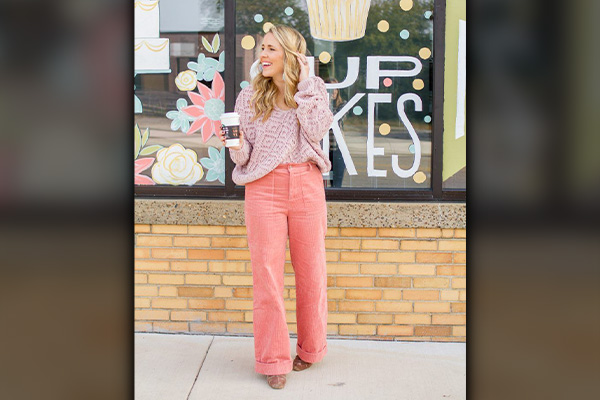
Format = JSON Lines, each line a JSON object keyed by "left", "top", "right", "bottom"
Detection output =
{"left": 230, "top": 76, "right": 333, "bottom": 185}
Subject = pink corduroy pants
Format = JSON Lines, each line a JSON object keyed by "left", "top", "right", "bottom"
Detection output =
{"left": 244, "top": 162, "right": 328, "bottom": 375}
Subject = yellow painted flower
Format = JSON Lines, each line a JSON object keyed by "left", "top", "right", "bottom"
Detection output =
{"left": 175, "top": 70, "right": 197, "bottom": 91}
{"left": 151, "top": 144, "right": 203, "bottom": 185}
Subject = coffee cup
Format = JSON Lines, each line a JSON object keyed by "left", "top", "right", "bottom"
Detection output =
{"left": 220, "top": 112, "right": 240, "bottom": 147}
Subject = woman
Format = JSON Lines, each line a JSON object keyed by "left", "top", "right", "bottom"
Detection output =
{"left": 217, "top": 25, "right": 333, "bottom": 390}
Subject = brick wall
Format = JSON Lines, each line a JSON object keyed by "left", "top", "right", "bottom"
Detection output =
{"left": 134, "top": 224, "right": 466, "bottom": 342}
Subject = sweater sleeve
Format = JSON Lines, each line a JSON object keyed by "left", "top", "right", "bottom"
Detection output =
{"left": 294, "top": 76, "right": 334, "bottom": 143}
{"left": 228, "top": 88, "right": 253, "bottom": 166}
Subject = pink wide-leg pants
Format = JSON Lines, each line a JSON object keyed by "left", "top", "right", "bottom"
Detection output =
{"left": 244, "top": 162, "right": 328, "bottom": 375}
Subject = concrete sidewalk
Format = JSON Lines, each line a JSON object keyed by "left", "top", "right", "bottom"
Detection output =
{"left": 135, "top": 333, "right": 466, "bottom": 400}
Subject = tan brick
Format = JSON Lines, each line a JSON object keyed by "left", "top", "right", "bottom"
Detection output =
{"left": 158, "top": 286, "right": 177, "bottom": 297}
{"left": 339, "top": 325, "right": 376, "bottom": 335}
{"left": 378, "top": 252, "right": 416, "bottom": 263}
{"left": 326, "top": 251, "right": 340, "bottom": 262}
{"left": 190, "top": 322, "right": 226, "bottom": 333}
{"left": 153, "top": 321, "right": 189, "bottom": 332}
{"left": 402, "top": 290, "right": 439, "bottom": 301}
{"left": 223, "top": 275, "right": 253, "bottom": 286}
{"left": 459, "top": 290, "right": 467, "bottom": 301}
{"left": 135, "top": 224, "right": 151, "bottom": 233}
{"left": 377, "top": 325, "right": 413, "bottom": 336}
{"left": 440, "top": 290, "right": 460, "bottom": 301}
{"left": 227, "top": 322, "right": 254, "bottom": 334}
{"left": 226, "top": 250, "right": 251, "bottom": 260}
{"left": 148, "top": 274, "right": 184, "bottom": 285}
{"left": 135, "top": 309, "right": 169, "bottom": 320}
{"left": 233, "top": 287, "right": 253, "bottom": 298}
{"left": 339, "top": 227, "right": 377, "bottom": 237}
{"left": 453, "top": 253, "right": 466, "bottom": 264}
{"left": 336, "top": 276, "right": 373, "bottom": 287}
{"left": 137, "top": 235, "right": 172, "bottom": 247}
{"left": 152, "top": 248, "right": 186, "bottom": 259}
{"left": 285, "top": 311, "right": 297, "bottom": 323}
{"left": 225, "top": 226, "right": 247, "bottom": 235}
{"left": 357, "top": 314, "right": 393, "bottom": 324}
{"left": 135, "top": 273, "right": 147, "bottom": 284}
{"left": 378, "top": 228, "right": 415, "bottom": 238}
{"left": 207, "top": 311, "right": 245, "bottom": 322}
{"left": 188, "top": 249, "right": 225, "bottom": 260}
{"left": 340, "top": 252, "right": 377, "bottom": 262}
{"left": 325, "top": 239, "right": 361, "bottom": 250}
{"left": 400, "top": 240, "right": 437, "bottom": 250}
{"left": 415, "top": 326, "right": 452, "bottom": 336}
{"left": 328, "top": 263, "right": 359, "bottom": 274}
{"left": 135, "top": 321, "right": 152, "bottom": 331}
{"left": 416, "top": 252, "right": 452, "bottom": 263}
{"left": 171, "top": 311, "right": 207, "bottom": 321}
{"left": 284, "top": 275, "right": 296, "bottom": 286}
{"left": 211, "top": 237, "right": 248, "bottom": 248}
{"left": 188, "top": 225, "right": 225, "bottom": 235}
{"left": 338, "top": 301, "right": 375, "bottom": 312}
{"left": 209, "top": 262, "right": 246, "bottom": 272}
{"left": 152, "top": 298, "right": 187, "bottom": 309}
{"left": 374, "top": 277, "right": 411, "bottom": 288}
{"left": 414, "top": 302, "right": 451, "bottom": 313}
{"left": 413, "top": 277, "right": 449, "bottom": 288}
{"left": 173, "top": 236, "right": 211, "bottom": 247}
{"left": 359, "top": 264, "right": 397, "bottom": 275}
{"left": 346, "top": 289, "right": 382, "bottom": 300}
{"left": 135, "top": 260, "right": 169, "bottom": 271}
{"left": 225, "top": 299, "right": 253, "bottom": 310}
{"left": 416, "top": 228, "right": 442, "bottom": 238}
{"left": 178, "top": 287, "right": 214, "bottom": 297}
{"left": 244, "top": 311, "right": 253, "bottom": 322}
{"left": 214, "top": 287, "right": 233, "bottom": 298}
{"left": 436, "top": 265, "right": 466, "bottom": 276}
{"left": 188, "top": 299, "right": 225, "bottom": 309}
{"left": 441, "top": 229, "right": 454, "bottom": 238}
{"left": 284, "top": 263, "right": 294, "bottom": 274}
{"left": 452, "top": 278, "right": 466, "bottom": 289}
{"left": 394, "top": 314, "right": 431, "bottom": 325}
{"left": 286, "top": 300, "right": 297, "bottom": 311}
{"left": 361, "top": 239, "right": 399, "bottom": 250}
{"left": 135, "top": 248, "right": 151, "bottom": 258}
{"left": 375, "top": 301, "right": 413, "bottom": 312}
{"left": 152, "top": 224, "right": 187, "bottom": 234}
{"left": 454, "top": 229, "right": 466, "bottom": 238}
{"left": 433, "top": 315, "right": 466, "bottom": 325}
{"left": 326, "top": 227, "right": 340, "bottom": 237}
{"left": 438, "top": 240, "right": 466, "bottom": 251}
{"left": 287, "top": 289, "right": 296, "bottom": 299}
{"left": 170, "top": 261, "right": 208, "bottom": 272}
{"left": 453, "top": 326, "right": 466, "bottom": 336}
{"left": 135, "top": 298, "right": 150, "bottom": 308}
{"left": 327, "top": 289, "right": 345, "bottom": 299}
{"left": 185, "top": 274, "right": 221, "bottom": 285}
{"left": 382, "top": 289, "right": 402, "bottom": 300}
{"left": 398, "top": 264, "right": 436, "bottom": 276}
{"left": 327, "top": 324, "right": 339, "bottom": 335}
{"left": 135, "top": 285, "right": 158, "bottom": 296}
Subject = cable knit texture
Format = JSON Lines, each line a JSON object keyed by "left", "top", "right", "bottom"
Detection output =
{"left": 230, "top": 76, "right": 333, "bottom": 185}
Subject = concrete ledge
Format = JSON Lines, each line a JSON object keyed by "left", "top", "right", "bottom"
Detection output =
{"left": 135, "top": 199, "right": 466, "bottom": 228}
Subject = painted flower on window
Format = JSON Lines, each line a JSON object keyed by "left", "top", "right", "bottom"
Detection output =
{"left": 166, "top": 98, "right": 194, "bottom": 133}
{"left": 134, "top": 124, "right": 162, "bottom": 185}
{"left": 135, "top": 158, "right": 155, "bottom": 185}
{"left": 175, "top": 70, "right": 197, "bottom": 91}
{"left": 151, "top": 143, "right": 204, "bottom": 186}
{"left": 188, "top": 52, "right": 225, "bottom": 82}
{"left": 200, "top": 146, "right": 226, "bottom": 184}
{"left": 182, "top": 71, "right": 225, "bottom": 142}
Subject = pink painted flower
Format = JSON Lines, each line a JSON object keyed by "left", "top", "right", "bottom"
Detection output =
{"left": 135, "top": 157, "right": 155, "bottom": 185}
{"left": 182, "top": 71, "right": 225, "bottom": 142}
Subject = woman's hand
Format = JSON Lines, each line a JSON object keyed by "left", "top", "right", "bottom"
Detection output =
{"left": 296, "top": 52, "right": 310, "bottom": 83}
{"left": 217, "top": 126, "right": 244, "bottom": 151}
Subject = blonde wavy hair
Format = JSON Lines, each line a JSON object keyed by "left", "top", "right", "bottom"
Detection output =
{"left": 250, "top": 25, "right": 307, "bottom": 123}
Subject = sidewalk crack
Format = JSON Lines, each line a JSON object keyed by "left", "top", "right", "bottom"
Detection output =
{"left": 186, "top": 335, "right": 215, "bottom": 400}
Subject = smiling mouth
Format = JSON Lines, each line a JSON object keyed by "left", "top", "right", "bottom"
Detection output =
{"left": 262, "top": 62, "right": 272, "bottom": 68}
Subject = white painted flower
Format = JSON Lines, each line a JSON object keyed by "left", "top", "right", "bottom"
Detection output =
{"left": 151, "top": 143, "right": 203, "bottom": 185}
{"left": 175, "top": 70, "right": 197, "bottom": 91}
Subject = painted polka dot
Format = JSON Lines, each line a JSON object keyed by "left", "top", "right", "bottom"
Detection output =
{"left": 419, "top": 47, "right": 432, "bottom": 59}
{"left": 412, "top": 79, "right": 424, "bottom": 90}
{"left": 424, "top": 115, "right": 432, "bottom": 123}
{"left": 413, "top": 171, "right": 427, "bottom": 184}
{"left": 399, "top": 0, "right": 413, "bottom": 12}
{"left": 408, "top": 144, "right": 415, "bottom": 154}
{"left": 319, "top": 51, "right": 332, "bottom": 64}
{"left": 284, "top": 7, "right": 294, "bottom": 16}
{"left": 399, "top": 29, "right": 409, "bottom": 39}
{"left": 254, "top": 14, "right": 263, "bottom": 23}
{"left": 424, "top": 11, "right": 433, "bottom": 19}
{"left": 263, "top": 22, "right": 274, "bottom": 33}
{"left": 377, "top": 20, "right": 389, "bottom": 32}
{"left": 241, "top": 35, "right": 255, "bottom": 50}
{"left": 383, "top": 78, "right": 393, "bottom": 87}
{"left": 379, "top": 123, "right": 391, "bottom": 135}
{"left": 353, "top": 106, "right": 363, "bottom": 115}
{"left": 240, "top": 81, "right": 249, "bottom": 89}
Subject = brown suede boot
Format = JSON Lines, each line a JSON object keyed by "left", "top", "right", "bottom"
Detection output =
{"left": 266, "top": 374, "right": 286, "bottom": 389}
{"left": 292, "top": 355, "right": 312, "bottom": 371}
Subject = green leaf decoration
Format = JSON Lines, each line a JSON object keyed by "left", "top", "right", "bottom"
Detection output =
{"left": 201, "top": 36, "right": 213, "bottom": 53}
{"left": 134, "top": 124, "right": 141, "bottom": 159}
{"left": 211, "top": 34, "right": 220, "bottom": 53}
{"left": 141, "top": 127, "right": 150, "bottom": 147}
{"left": 139, "top": 145, "right": 163, "bottom": 156}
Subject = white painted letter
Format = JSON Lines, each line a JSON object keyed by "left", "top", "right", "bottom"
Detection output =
{"left": 392, "top": 93, "right": 422, "bottom": 178}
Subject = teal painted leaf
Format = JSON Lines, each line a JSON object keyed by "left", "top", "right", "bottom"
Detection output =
{"left": 134, "top": 94, "right": 142, "bottom": 114}
{"left": 139, "top": 145, "right": 163, "bottom": 155}
{"left": 201, "top": 36, "right": 213, "bottom": 53}
{"left": 141, "top": 127, "right": 150, "bottom": 147}
{"left": 212, "top": 34, "right": 220, "bottom": 53}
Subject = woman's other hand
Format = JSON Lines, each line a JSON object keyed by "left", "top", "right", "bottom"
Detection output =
{"left": 296, "top": 53, "right": 309, "bottom": 83}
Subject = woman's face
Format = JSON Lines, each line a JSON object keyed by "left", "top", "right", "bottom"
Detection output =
{"left": 260, "top": 32, "right": 285, "bottom": 79}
